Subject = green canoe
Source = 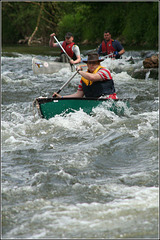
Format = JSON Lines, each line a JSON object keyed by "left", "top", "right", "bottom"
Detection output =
{"left": 34, "top": 97, "right": 129, "bottom": 120}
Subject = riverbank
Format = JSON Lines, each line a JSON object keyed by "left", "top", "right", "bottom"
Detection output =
{"left": 2, "top": 44, "right": 158, "bottom": 57}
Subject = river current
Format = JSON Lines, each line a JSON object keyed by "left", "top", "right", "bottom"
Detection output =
{"left": 1, "top": 48, "right": 159, "bottom": 239}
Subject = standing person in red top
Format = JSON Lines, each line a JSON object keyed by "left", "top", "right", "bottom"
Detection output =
{"left": 49, "top": 32, "right": 81, "bottom": 64}
{"left": 53, "top": 52, "right": 118, "bottom": 99}
{"left": 98, "top": 30, "right": 125, "bottom": 59}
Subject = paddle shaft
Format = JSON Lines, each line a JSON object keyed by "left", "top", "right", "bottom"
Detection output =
{"left": 54, "top": 36, "right": 76, "bottom": 70}
{"left": 57, "top": 71, "right": 78, "bottom": 94}
{"left": 101, "top": 53, "right": 114, "bottom": 59}
{"left": 82, "top": 53, "right": 113, "bottom": 63}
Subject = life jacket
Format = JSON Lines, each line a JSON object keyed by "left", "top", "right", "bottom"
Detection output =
{"left": 61, "top": 41, "right": 77, "bottom": 60}
{"left": 102, "top": 39, "right": 116, "bottom": 55}
{"left": 81, "top": 66, "right": 115, "bottom": 98}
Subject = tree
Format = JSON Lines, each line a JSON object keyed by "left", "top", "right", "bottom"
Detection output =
{"left": 2, "top": 1, "right": 158, "bottom": 48}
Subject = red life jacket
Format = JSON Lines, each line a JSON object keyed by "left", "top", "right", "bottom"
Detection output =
{"left": 61, "top": 41, "right": 75, "bottom": 58}
{"left": 102, "top": 39, "right": 116, "bottom": 55}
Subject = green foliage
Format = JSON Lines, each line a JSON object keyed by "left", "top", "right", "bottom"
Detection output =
{"left": 2, "top": 2, "right": 62, "bottom": 44}
{"left": 57, "top": 1, "right": 158, "bottom": 47}
{"left": 2, "top": 2, "right": 39, "bottom": 43}
{"left": 122, "top": 2, "right": 158, "bottom": 47}
{"left": 144, "top": 3, "right": 158, "bottom": 46}
{"left": 2, "top": 1, "right": 158, "bottom": 48}
{"left": 58, "top": 13, "right": 83, "bottom": 42}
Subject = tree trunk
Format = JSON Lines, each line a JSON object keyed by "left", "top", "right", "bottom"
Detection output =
{"left": 28, "top": 2, "right": 43, "bottom": 46}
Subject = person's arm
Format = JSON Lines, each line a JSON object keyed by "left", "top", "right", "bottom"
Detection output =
{"left": 53, "top": 76, "right": 85, "bottom": 98}
{"left": 53, "top": 90, "right": 84, "bottom": 98}
{"left": 113, "top": 40, "right": 125, "bottom": 58}
{"left": 49, "top": 33, "right": 58, "bottom": 47}
{"left": 114, "top": 48, "right": 125, "bottom": 59}
{"left": 77, "top": 68, "right": 103, "bottom": 82}
{"left": 70, "top": 55, "right": 81, "bottom": 65}
{"left": 118, "top": 48, "right": 125, "bottom": 56}
{"left": 70, "top": 45, "right": 81, "bottom": 64}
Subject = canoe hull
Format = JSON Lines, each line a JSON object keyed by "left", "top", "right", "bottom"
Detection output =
{"left": 32, "top": 58, "right": 71, "bottom": 74}
{"left": 32, "top": 58, "right": 87, "bottom": 74}
{"left": 34, "top": 97, "right": 129, "bottom": 120}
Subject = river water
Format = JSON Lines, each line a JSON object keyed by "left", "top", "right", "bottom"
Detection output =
{"left": 1, "top": 48, "right": 159, "bottom": 239}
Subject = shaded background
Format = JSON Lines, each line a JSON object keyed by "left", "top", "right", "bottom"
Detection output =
{"left": 2, "top": 1, "right": 159, "bottom": 48}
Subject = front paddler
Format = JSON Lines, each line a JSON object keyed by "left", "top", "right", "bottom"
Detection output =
{"left": 53, "top": 52, "right": 118, "bottom": 99}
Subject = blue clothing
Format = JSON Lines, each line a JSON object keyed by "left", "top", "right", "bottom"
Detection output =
{"left": 98, "top": 40, "right": 124, "bottom": 56}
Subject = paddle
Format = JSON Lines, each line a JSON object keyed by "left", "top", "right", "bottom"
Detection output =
{"left": 82, "top": 53, "right": 114, "bottom": 63}
{"left": 53, "top": 35, "right": 76, "bottom": 71}
{"left": 55, "top": 70, "right": 79, "bottom": 95}
{"left": 101, "top": 53, "right": 114, "bottom": 60}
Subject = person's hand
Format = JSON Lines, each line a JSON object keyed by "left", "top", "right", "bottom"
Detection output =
{"left": 76, "top": 66, "right": 83, "bottom": 73}
{"left": 52, "top": 92, "right": 61, "bottom": 98}
{"left": 50, "top": 33, "right": 55, "bottom": 38}
{"left": 115, "top": 53, "right": 120, "bottom": 59}
{"left": 70, "top": 59, "right": 75, "bottom": 65}
{"left": 113, "top": 51, "right": 120, "bottom": 59}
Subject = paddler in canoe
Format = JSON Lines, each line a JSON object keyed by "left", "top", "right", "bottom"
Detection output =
{"left": 49, "top": 32, "right": 81, "bottom": 66}
{"left": 53, "top": 52, "right": 118, "bottom": 100}
{"left": 98, "top": 30, "right": 125, "bottom": 59}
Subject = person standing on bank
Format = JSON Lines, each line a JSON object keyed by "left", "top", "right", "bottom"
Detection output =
{"left": 98, "top": 30, "right": 125, "bottom": 59}
{"left": 53, "top": 52, "right": 118, "bottom": 99}
{"left": 49, "top": 32, "right": 81, "bottom": 65}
